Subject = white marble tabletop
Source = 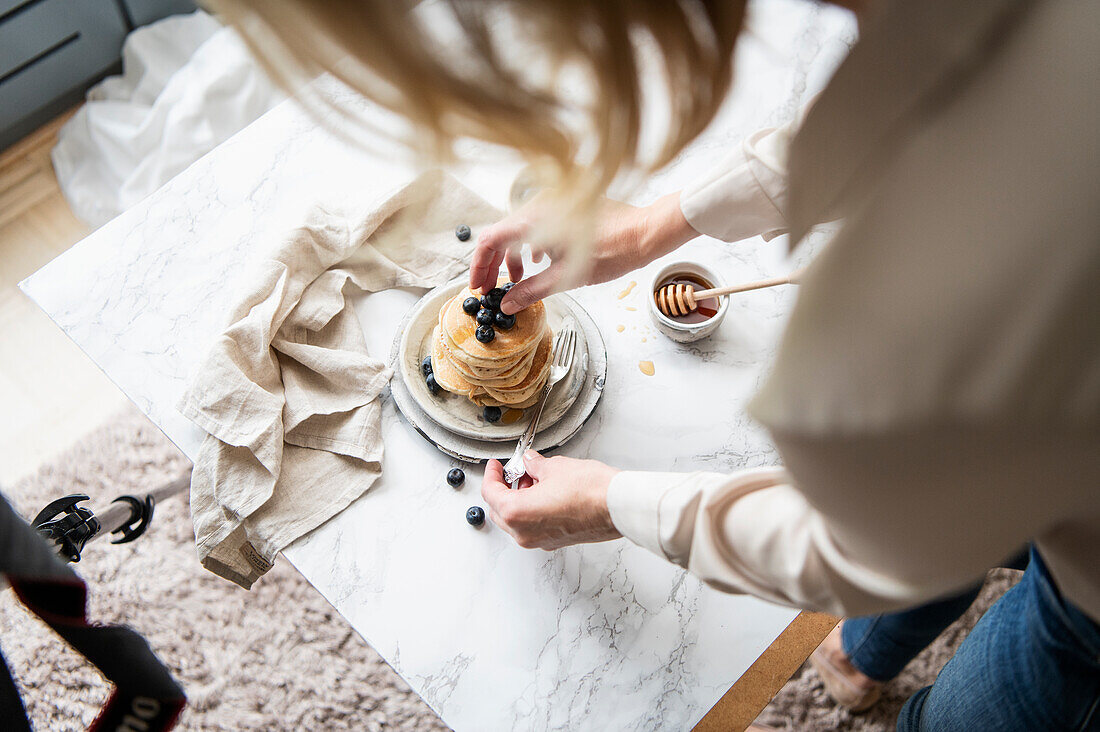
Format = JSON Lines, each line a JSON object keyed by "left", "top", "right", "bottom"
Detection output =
{"left": 22, "top": 3, "right": 854, "bottom": 729}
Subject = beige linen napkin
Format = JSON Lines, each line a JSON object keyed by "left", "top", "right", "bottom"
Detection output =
{"left": 178, "top": 171, "right": 501, "bottom": 588}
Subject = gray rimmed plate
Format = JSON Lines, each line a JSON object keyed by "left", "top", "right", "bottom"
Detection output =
{"left": 390, "top": 281, "right": 607, "bottom": 462}
{"left": 397, "top": 279, "right": 589, "bottom": 441}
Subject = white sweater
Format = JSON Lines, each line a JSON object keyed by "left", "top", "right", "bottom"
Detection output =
{"left": 607, "top": 0, "right": 1100, "bottom": 622}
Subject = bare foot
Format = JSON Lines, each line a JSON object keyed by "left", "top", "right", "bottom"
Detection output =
{"left": 809, "top": 623, "right": 883, "bottom": 711}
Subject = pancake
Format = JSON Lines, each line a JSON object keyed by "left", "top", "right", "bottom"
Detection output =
{"left": 470, "top": 390, "right": 543, "bottom": 409}
{"left": 439, "top": 287, "right": 546, "bottom": 366}
{"left": 437, "top": 298, "right": 531, "bottom": 378}
{"left": 466, "top": 341, "right": 551, "bottom": 406}
{"left": 439, "top": 321, "right": 539, "bottom": 380}
{"left": 437, "top": 328, "right": 541, "bottom": 388}
{"left": 429, "top": 283, "right": 552, "bottom": 408}
{"left": 430, "top": 327, "right": 477, "bottom": 398}
{"left": 480, "top": 332, "right": 552, "bottom": 403}
{"left": 454, "top": 332, "right": 551, "bottom": 406}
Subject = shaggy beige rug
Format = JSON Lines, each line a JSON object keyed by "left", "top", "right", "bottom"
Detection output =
{"left": 0, "top": 408, "right": 447, "bottom": 731}
{"left": 1, "top": 408, "right": 1019, "bottom": 731}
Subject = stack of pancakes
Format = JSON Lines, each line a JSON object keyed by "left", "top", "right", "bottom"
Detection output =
{"left": 430, "top": 286, "right": 552, "bottom": 408}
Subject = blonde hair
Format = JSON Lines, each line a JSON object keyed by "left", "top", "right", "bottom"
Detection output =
{"left": 210, "top": 0, "right": 744, "bottom": 231}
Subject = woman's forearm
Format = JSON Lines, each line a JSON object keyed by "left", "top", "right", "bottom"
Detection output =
{"left": 636, "top": 191, "right": 701, "bottom": 264}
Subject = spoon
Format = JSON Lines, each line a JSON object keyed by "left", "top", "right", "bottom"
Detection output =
{"left": 654, "top": 268, "right": 804, "bottom": 318}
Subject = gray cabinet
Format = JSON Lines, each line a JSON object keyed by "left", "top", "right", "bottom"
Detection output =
{"left": 0, "top": 0, "right": 197, "bottom": 151}
{"left": 120, "top": 0, "right": 197, "bottom": 28}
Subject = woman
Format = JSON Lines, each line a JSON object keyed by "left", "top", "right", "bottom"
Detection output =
{"left": 215, "top": 0, "right": 1099, "bottom": 727}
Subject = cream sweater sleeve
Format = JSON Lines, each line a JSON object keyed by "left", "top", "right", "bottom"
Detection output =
{"left": 678, "top": 120, "right": 797, "bottom": 243}
{"left": 604, "top": 422, "right": 1095, "bottom": 618}
{"left": 605, "top": 466, "right": 974, "bottom": 618}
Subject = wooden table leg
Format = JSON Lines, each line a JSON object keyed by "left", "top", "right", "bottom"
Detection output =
{"left": 693, "top": 611, "right": 839, "bottom": 731}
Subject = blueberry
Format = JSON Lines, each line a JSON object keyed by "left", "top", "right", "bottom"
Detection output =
{"left": 475, "top": 325, "right": 495, "bottom": 343}
{"left": 483, "top": 406, "right": 502, "bottom": 423}
{"left": 486, "top": 287, "right": 506, "bottom": 309}
{"left": 501, "top": 282, "right": 514, "bottom": 294}
{"left": 494, "top": 311, "right": 516, "bottom": 330}
{"left": 476, "top": 308, "right": 494, "bottom": 326}
{"left": 455, "top": 224, "right": 471, "bottom": 241}
{"left": 480, "top": 295, "right": 493, "bottom": 310}
{"left": 462, "top": 296, "right": 480, "bottom": 316}
{"left": 421, "top": 356, "right": 433, "bottom": 377}
{"left": 447, "top": 468, "right": 465, "bottom": 487}
{"left": 466, "top": 506, "right": 485, "bottom": 526}
{"left": 425, "top": 372, "right": 440, "bottom": 395}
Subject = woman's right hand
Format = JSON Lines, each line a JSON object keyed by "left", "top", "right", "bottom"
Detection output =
{"left": 469, "top": 191, "right": 699, "bottom": 315}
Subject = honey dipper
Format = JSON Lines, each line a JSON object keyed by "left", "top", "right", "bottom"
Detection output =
{"left": 654, "top": 268, "right": 805, "bottom": 318}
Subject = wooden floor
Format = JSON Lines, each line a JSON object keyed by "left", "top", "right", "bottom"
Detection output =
{"left": 0, "top": 110, "right": 129, "bottom": 486}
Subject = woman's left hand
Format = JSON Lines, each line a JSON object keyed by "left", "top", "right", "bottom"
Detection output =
{"left": 481, "top": 451, "right": 622, "bottom": 550}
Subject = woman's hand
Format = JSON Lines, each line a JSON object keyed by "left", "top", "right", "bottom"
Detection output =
{"left": 481, "top": 451, "right": 622, "bottom": 550}
{"left": 469, "top": 191, "right": 698, "bottom": 315}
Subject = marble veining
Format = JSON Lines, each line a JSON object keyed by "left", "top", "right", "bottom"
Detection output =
{"left": 21, "top": 2, "right": 854, "bottom": 729}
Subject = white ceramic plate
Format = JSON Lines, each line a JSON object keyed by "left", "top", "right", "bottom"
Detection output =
{"left": 389, "top": 288, "right": 607, "bottom": 463}
{"left": 397, "top": 278, "right": 590, "bottom": 442}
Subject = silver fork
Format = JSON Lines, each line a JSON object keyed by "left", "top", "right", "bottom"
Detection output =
{"left": 502, "top": 319, "right": 577, "bottom": 487}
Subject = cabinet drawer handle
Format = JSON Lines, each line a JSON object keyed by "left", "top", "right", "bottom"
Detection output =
{"left": 0, "top": 30, "right": 81, "bottom": 86}
{"left": 0, "top": 0, "right": 50, "bottom": 24}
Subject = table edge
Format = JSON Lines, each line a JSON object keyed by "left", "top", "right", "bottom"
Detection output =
{"left": 692, "top": 610, "right": 839, "bottom": 731}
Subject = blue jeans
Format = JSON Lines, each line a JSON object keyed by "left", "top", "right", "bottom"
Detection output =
{"left": 841, "top": 548, "right": 1100, "bottom": 731}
